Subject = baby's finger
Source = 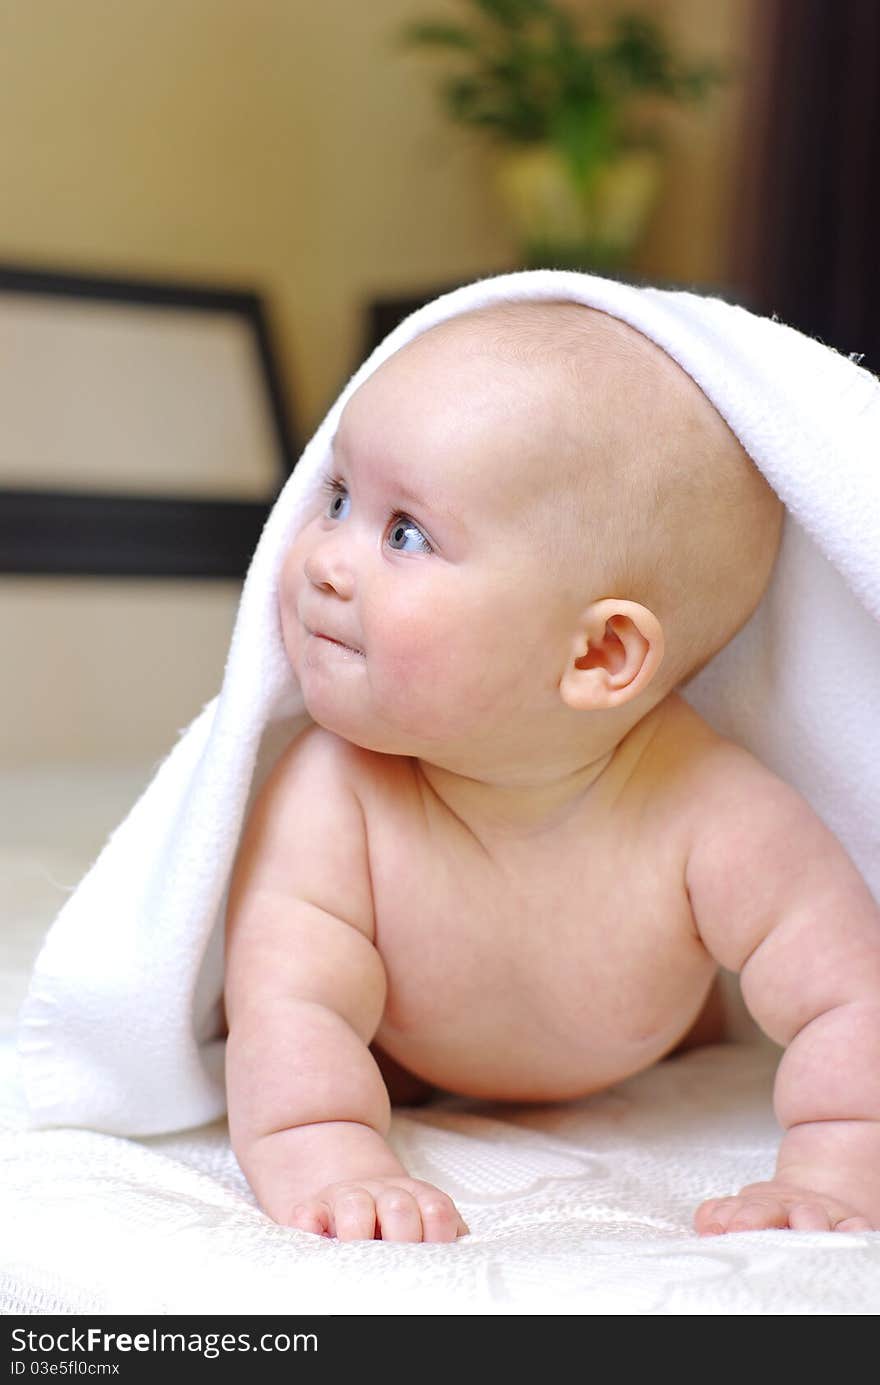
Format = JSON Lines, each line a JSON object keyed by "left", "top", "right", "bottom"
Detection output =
{"left": 415, "top": 1189, "right": 466, "bottom": 1243}
{"left": 331, "top": 1187, "right": 377, "bottom": 1242}
{"left": 375, "top": 1186, "right": 423, "bottom": 1243}
{"left": 288, "top": 1201, "right": 330, "bottom": 1237}
{"left": 725, "top": 1198, "right": 790, "bottom": 1232}
{"left": 835, "top": 1216, "right": 872, "bottom": 1233}
{"left": 788, "top": 1202, "right": 831, "bottom": 1232}
{"left": 695, "top": 1195, "right": 746, "bottom": 1234}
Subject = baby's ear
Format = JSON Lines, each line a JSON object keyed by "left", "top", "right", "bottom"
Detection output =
{"left": 559, "top": 599, "right": 665, "bottom": 712}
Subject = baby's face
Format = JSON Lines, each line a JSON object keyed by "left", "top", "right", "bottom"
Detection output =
{"left": 278, "top": 327, "right": 580, "bottom": 760}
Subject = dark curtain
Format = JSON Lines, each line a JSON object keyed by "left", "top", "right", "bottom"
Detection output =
{"left": 734, "top": 0, "right": 880, "bottom": 375}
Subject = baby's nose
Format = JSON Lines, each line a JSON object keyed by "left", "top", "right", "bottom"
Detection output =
{"left": 304, "top": 534, "right": 355, "bottom": 597}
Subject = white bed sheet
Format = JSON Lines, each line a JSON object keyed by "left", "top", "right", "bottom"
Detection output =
{"left": 2, "top": 765, "right": 879, "bottom": 1315}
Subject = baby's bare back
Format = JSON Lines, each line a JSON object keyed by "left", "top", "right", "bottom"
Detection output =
{"left": 362, "top": 693, "right": 724, "bottom": 1103}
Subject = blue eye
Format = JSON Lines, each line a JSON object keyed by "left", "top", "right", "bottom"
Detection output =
{"left": 387, "top": 517, "right": 432, "bottom": 554}
{"left": 322, "top": 478, "right": 350, "bottom": 521}
{"left": 319, "top": 475, "right": 433, "bottom": 555}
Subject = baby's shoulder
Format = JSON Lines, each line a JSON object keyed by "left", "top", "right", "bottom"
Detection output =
{"left": 273, "top": 722, "right": 411, "bottom": 817}
{"left": 653, "top": 695, "right": 817, "bottom": 858}
{"left": 639, "top": 694, "right": 785, "bottom": 829}
{"left": 633, "top": 692, "right": 724, "bottom": 793}
{"left": 270, "top": 721, "right": 372, "bottom": 797}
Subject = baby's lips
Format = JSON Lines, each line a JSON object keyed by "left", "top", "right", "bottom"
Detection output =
{"left": 305, "top": 624, "right": 364, "bottom": 655}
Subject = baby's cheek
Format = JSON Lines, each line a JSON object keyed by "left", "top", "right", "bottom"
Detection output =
{"left": 375, "top": 601, "right": 499, "bottom": 738}
{"left": 277, "top": 543, "right": 307, "bottom": 665}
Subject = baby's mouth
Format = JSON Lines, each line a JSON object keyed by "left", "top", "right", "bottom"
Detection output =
{"left": 310, "top": 630, "right": 364, "bottom": 656}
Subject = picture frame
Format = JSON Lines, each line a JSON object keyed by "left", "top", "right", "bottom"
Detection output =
{"left": 0, "top": 263, "right": 298, "bottom": 578}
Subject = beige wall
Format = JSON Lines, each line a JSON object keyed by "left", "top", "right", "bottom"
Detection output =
{"left": 629, "top": 0, "right": 757, "bottom": 287}
{"left": 0, "top": 0, "right": 756, "bottom": 433}
{"left": 1, "top": 578, "right": 239, "bottom": 765}
{"left": 0, "top": 0, "right": 758, "bottom": 767}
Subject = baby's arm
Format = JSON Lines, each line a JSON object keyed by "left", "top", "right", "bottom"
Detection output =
{"left": 224, "top": 725, "right": 467, "bottom": 1242}
{"left": 684, "top": 745, "right": 880, "bottom": 1234}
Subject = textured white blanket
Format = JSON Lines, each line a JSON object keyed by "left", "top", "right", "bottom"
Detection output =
{"left": 11, "top": 1034, "right": 880, "bottom": 1315}
{"left": 5, "top": 841, "right": 880, "bottom": 1315}
{"left": 15, "top": 267, "right": 880, "bottom": 1138}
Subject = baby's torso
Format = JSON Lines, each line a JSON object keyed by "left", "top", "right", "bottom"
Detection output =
{"left": 352, "top": 694, "right": 723, "bottom": 1101}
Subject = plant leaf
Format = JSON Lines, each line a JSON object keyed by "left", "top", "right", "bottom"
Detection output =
{"left": 395, "top": 1, "right": 730, "bottom": 142}
{"left": 549, "top": 97, "right": 614, "bottom": 185}
{"left": 470, "top": 0, "right": 554, "bottom": 32}
{"left": 397, "top": 21, "right": 478, "bottom": 52}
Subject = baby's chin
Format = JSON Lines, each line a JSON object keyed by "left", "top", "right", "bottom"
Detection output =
{"left": 298, "top": 691, "right": 419, "bottom": 759}
{"left": 300, "top": 696, "right": 472, "bottom": 765}
{"left": 294, "top": 643, "right": 492, "bottom": 759}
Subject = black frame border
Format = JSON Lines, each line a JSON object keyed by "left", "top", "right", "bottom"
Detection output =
{"left": 0, "top": 262, "right": 299, "bottom": 578}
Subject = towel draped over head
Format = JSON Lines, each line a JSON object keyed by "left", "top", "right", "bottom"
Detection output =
{"left": 16, "top": 269, "right": 880, "bottom": 1137}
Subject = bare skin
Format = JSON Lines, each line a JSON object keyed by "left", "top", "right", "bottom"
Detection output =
{"left": 224, "top": 309, "right": 880, "bottom": 1241}
{"left": 226, "top": 697, "right": 725, "bottom": 1241}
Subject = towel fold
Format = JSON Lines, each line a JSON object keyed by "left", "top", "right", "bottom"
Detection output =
{"left": 16, "top": 268, "right": 880, "bottom": 1137}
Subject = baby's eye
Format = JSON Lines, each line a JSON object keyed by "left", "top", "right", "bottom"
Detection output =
{"left": 319, "top": 476, "right": 432, "bottom": 555}
{"left": 322, "top": 479, "right": 350, "bottom": 521}
{"left": 387, "top": 517, "right": 432, "bottom": 555}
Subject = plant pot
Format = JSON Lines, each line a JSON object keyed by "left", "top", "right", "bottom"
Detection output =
{"left": 494, "top": 142, "right": 663, "bottom": 272}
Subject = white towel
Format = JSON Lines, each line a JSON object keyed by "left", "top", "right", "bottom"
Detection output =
{"left": 15, "top": 268, "right": 880, "bottom": 1137}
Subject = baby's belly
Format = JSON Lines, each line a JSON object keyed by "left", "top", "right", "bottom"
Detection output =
{"left": 356, "top": 696, "right": 726, "bottom": 1105}
{"left": 371, "top": 954, "right": 721, "bottom": 1104}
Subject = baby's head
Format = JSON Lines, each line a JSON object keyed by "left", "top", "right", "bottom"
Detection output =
{"left": 279, "top": 299, "right": 783, "bottom": 776}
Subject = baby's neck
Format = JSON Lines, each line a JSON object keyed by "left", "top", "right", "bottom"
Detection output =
{"left": 415, "top": 698, "right": 671, "bottom": 846}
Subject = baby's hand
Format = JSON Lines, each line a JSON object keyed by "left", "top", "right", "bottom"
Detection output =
{"left": 694, "top": 1179, "right": 874, "bottom": 1235}
{"left": 288, "top": 1176, "right": 469, "bottom": 1243}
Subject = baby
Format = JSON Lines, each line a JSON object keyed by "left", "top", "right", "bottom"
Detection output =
{"left": 224, "top": 299, "right": 880, "bottom": 1242}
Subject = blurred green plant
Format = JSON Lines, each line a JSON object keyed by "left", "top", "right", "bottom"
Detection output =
{"left": 395, "top": 0, "right": 729, "bottom": 186}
